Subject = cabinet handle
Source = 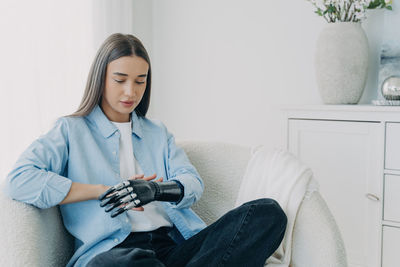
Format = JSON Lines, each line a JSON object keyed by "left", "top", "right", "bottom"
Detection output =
{"left": 365, "top": 193, "right": 380, "bottom": 201}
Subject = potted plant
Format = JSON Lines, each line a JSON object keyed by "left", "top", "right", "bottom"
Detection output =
{"left": 307, "top": 0, "right": 393, "bottom": 104}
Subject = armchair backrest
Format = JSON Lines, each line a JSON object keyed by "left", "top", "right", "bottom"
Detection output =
{"left": 177, "top": 141, "right": 252, "bottom": 225}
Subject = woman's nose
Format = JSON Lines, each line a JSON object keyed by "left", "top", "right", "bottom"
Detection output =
{"left": 124, "top": 84, "right": 137, "bottom": 97}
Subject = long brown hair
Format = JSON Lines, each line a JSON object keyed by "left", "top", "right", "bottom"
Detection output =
{"left": 67, "top": 33, "right": 152, "bottom": 117}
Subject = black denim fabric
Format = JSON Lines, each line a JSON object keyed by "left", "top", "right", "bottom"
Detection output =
{"left": 87, "top": 198, "right": 287, "bottom": 267}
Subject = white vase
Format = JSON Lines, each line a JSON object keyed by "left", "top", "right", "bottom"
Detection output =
{"left": 315, "top": 22, "right": 369, "bottom": 104}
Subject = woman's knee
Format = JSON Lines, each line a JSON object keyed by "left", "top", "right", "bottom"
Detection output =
{"left": 242, "top": 198, "right": 279, "bottom": 207}
{"left": 251, "top": 198, "right": 287, "bottom": 230}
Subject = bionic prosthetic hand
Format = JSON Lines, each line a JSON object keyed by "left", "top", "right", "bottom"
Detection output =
{"left": 98, "top": 179, "right": 183, "bottom": 218}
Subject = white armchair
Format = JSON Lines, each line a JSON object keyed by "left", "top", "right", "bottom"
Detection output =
{"left": 0, "top": 141, "right": 347, "bottom": 267}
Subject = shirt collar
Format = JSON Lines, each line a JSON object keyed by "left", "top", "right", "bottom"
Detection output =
{"left": 86, "top": 104, "right": 143, "bottom": 139}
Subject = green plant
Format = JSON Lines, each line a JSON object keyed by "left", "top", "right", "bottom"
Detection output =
{"left": 308, "top": 0, "right": 392, "bottom": 22}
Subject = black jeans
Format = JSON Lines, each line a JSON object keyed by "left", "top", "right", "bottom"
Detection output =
{"left": 87, "top": 198, "right": 287, "bottom": 267}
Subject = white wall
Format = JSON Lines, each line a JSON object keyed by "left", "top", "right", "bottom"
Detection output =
{"left": 0, "top": 0, "right": 140, "bottom": 181}
{"left": 146, "top": 0, "right": 386, "bottom": 149}
{"left": 0, "top": 0, "right": 96, "bottom": 181}
{"left": 93, "top": 0, "right": 153, "bottom": 56}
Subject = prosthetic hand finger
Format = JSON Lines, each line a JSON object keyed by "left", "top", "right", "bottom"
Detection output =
{"left": 100, "top": 187, "right": 134, "bottom": 207}
{"left": 110, "top": 199, "right": 141, "bottom": 218}
{"left": 104, "top": 192, "right": 138, "bottom": 212}
{"left": 99, "top": 195, "right": 118, "bottom": 207}
{"left": 98, "top": 187, "right": 115, "bottom": 201}
{"left": 98, "top": 180, "right": 131, "bottom": 201}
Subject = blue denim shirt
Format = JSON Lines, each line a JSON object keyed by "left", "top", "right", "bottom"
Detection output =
{"left": 5, "top": 105, "right": 207, "bottom": 267}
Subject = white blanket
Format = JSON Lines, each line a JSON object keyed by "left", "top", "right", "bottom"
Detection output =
{"left": 235, "top": 146, "right": 318, "bottom": 267}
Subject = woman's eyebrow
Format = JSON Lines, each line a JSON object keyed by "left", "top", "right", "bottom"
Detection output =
{"left": 113, "top": 72, "right": 128, "bottom": 76}
{"left": 112, "top": 72, "right": 147, "bottom": 78}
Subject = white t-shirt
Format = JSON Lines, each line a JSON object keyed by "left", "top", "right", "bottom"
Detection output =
{"left": 111, "top": 120, "right": 173, "bottom": 232}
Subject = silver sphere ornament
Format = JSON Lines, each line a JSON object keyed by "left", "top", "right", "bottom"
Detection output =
{"left": 381, "top": 76, "right": 400, "bottom": 100}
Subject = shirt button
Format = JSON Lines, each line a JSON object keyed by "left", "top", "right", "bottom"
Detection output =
{"left": 112, "top": 151, "right": 116, "bottom": 155}
{"left": 125, "top": 218, "right": 129, "bottom": 223}
{"left": 114, "top": 238, "right": 119, "bottom": 243}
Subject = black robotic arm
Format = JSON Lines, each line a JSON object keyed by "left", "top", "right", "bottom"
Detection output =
{"left": 98, "top": 179, "right": 183, "bottom": 218}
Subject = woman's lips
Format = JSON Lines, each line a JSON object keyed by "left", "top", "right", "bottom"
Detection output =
{"left": 120, "top": 101, "right": 134, "bottom": 107}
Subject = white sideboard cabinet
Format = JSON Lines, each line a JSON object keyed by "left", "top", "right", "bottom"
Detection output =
{"left": 285, "top": 105, "right": 400, "bottom": 267}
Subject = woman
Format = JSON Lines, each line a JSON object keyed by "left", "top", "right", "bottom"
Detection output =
{"left": 5, "top": 33, "right": 287, "bottom": 267}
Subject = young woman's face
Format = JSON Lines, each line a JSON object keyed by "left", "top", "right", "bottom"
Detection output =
{"left": 101, "top": 55, "right": 149, "bottom": 122}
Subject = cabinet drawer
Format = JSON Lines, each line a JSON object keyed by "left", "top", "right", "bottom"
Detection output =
{"left": 385, "top": 123, "right": 400, "bottom": 170}
{"left": 384, "top": 175, "right": 400, "bottom": 222}
{"left": 382, "top": 226, "right": 400, "bottom": 267}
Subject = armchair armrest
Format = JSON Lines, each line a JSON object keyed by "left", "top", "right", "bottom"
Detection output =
{"left": 291, "top": 191, "right": 347, "bottom": 267}
{"left": 0, "top": 187, "right": 74, "bottom": 267}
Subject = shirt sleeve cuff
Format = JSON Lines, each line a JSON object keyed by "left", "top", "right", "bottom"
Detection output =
{"left": 36, "top": 172, "right": 72, "bottom": 209}
{"left": 169, "top": 173, "right": 202, "bottom": 209}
